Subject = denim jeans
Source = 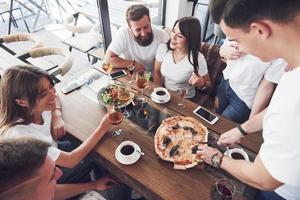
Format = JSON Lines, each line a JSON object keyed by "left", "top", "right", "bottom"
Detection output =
{"left": 215, "top": 78, "right": 251, "bottom": 124}
{"left": 255, "top": 190, "right": 286, "bottom": 200}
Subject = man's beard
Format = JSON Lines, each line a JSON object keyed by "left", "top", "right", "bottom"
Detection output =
{"left": 134, "top": 32, "right": 154, "bottom": 47}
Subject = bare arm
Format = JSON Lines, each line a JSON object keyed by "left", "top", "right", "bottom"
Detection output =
{"left": 250, "top": 78, "right": 276, "bottom": 118}
{"left": 218, "top": 108, "right": 267, "bottom": 145}
{"left": 54, "top": 176, "right": 116, "bottom": 200}
{"left": 107, "top": 50, "right": 145, "bottom": 73}
{"left": 221, "top": 154, "right": 282, "bottom": 190}
{"left": 153, "top": 60, "right": 163, "bottom": 86}
{"left": 199, "top": 147, "right": 283, "bottom": 190}
{"left": 51, "top": 95, "right": 65, "bottom": 141}
{"left": 55, "top": 114, "right": 110, "bottom": 168}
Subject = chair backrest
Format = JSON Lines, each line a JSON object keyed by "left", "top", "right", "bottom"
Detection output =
{"left": 63, "top": 13, "right": 93, "bottom": 34}
{"left": 1, "top": 32, "right": 43, "bottom": 50}
{"left": 200, "top": 42, "right": 226, "bottom": 97}
{"left": 29, "top": 47, "right": 73, "bottom": 76}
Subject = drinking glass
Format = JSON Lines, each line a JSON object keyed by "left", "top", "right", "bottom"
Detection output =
{"left": 211, "top": 178, "right": 235, "bottom": 200}
{"left": 128, "top": 65, "right": 135, "bottom": 84}
{"left": 118, "top": 85, "right": 132, "bottom": 118}
{"left": 107, "top": 104, "right": 124, "bottom": 137}
{"left": 177, "top": 87, "right": 189, "bottom": 107}
{"left": 144, "top": 71, "right": 152, "bottom": 90}
{"left": 135, "top": 72, "right": 147, "bottom": 102}
{"left": 102, "top": 62, "right": 113, "bottom": 84}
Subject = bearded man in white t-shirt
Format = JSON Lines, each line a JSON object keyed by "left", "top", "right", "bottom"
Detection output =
{"left": 106, "top": 4, "right": 169, "bottom": 73}
{"left": 198, "top": 1, "right": 300, "bottom": 200}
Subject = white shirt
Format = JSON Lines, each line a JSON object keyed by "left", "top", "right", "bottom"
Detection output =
{"left": 223, "top": 55, "right": 286, "bottom": 108}
{"left": 155, "top": 43, "right": 208, "bottom": 98}
{"left": 4, "top": 111, "right": 61, "bottom": 161}
{"left": 261, "top": 67, "right": 300, "bottom": 199}
{"left": 108, "top": 25, "right": 169, "bottom": 72}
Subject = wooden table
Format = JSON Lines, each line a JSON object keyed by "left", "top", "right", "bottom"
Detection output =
{"left": 58, "top": 74, "right": 262, "bottom": 200}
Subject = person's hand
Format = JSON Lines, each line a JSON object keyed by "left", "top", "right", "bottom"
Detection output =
{"left": 197, "top": 146, "right": 222, "bottom": 166}
{"left": 98, "top": 113, "right": 111, "bottom": 133}
{"left": 189, "top": 72, "right": 204, "bottom": 88}
{"left": 51, "top": 110, "right": 65, "bottom": 141}
{"left": 93, "top": 176, "right": 118, "bottom": 191}
{"left": 220, "top": 40, "right": 245, "bottom": 60}
{"left": 217, "top": 128, "right": 243, "bottom": 146}
{"left": 134, "top": 62, "right": 145, "bottom": 73}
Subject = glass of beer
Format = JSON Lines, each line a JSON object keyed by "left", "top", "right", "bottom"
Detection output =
{"left": 107, "top": 104, "right": 124, "bottom": 137}
{"left": 102, "top": 62, "right": 113, "bottom": 84}
{"left": 135, "top": 72, "right": 147, "bottom": 102}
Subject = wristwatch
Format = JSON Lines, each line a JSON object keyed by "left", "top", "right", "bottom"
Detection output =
{"left": 211, "top": 153, "right": 224, "bottom": 168}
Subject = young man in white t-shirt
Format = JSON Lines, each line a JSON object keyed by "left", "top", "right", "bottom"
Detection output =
{"left": 215, "top": 39, "right": 286, "bottom": 123}
{"left": 106, "top": 4, "right": 169, "bottom": 73}
{"left": 198, "top": 1, "right": 300, "bottom": 199}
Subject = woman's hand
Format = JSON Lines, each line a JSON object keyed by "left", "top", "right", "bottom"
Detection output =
{"left": 189, "top": 72, "right": 204, "bottom": 88}
{"left": 51, "top": 110, "right": 65, "bottom": 141}
{"left": 220, "top": 40, "right": 245, "bottom": 60}
{"left": 98, "top": 113, "right": 111, "bottom": 134}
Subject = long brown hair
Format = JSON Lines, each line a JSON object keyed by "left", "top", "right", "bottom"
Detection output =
{"left": 167, "top": 16, "right": 202, "bottom": 76}
{"left": 0, "top": 65, "right": 53, "bottom": 135}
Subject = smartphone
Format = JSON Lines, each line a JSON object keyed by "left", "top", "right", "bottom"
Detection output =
{"left": 108, "top": 70, "right": 127, "bottom": 80}
{"left": 193, "top": 106, "right": 219, "bottom": 125}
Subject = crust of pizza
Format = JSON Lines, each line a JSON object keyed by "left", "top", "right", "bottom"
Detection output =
{"left": 154, "top": 116, "right": 208, "bottom": 170}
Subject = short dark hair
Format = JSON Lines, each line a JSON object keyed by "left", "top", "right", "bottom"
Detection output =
{"left": 126, "top": 4, "right": 150, "bottom": 25}
{"left": 210, "top": 0, "right": 300, "bottom": 30}
{"left": 0, "top": 137, "right": 50, "bottom": 191}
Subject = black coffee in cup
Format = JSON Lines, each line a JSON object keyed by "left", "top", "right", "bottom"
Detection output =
{"left": 231, "top": 152, "right": 245, "bottom": 160}
{"left": 156, "top": 90, "right": 166, "bottom": 96}
{"left": 121, "top": 145, "right": 134, "bottom": 155}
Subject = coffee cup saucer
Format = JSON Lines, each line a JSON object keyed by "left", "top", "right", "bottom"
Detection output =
{"left": 115, "top": 141, "right": 141, "bottom": 165}
{"left": 150, "top": 91, "right": 171, "bottom": 104}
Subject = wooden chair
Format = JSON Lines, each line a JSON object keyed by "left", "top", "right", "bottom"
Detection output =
{"left": 191, "top": 42, "right": 226, "bottom": 109}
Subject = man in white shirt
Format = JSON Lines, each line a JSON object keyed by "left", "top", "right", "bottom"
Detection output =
{"left": 106, "top": 4, "right": 169, "bottom": 73}
{"left": 198, "top": 1, "right": 300, "bottom": 199}
{"left": 0, "top": 137, "right": 62, "bottom": 200}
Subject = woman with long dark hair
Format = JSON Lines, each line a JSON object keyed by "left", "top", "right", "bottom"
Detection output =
{"left": 0, "top": 65, "right": 131, "bottom": 199}
{"left": 154, "top": 17, "right": 211, "bottom": 98}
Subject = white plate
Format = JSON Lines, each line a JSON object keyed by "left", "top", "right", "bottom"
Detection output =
{"left": 115, "top": 142, "right": 141, "bottom": 165}
{"left": 150, "top": 92, "right": 171, "bottom": 104}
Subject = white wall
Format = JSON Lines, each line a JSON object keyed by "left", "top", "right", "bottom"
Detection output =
{"left": 164, "top": 0, "right": 193, "bottom": 27}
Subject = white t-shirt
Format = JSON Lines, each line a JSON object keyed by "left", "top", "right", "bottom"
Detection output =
{"left": 108, "top": 25, "right": 169, "bottom": 72}
{"left": 4, "top": 111, "right": 61, "bottom": 161}
{"left": 260, "top": 67, "right": 300, "bottom": 199}
{"left": 155, "top": 43, "right": 208, "bottom": 98}
{"left": 223, "top": 54, "right": 286, "bottom": 109}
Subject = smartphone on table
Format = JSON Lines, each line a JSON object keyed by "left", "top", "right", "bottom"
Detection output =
{"left": 193, "top": 106, "right": 219, "bottom": 125}
{"left": 108, "top": 70, "right": 128, "bottom": 80}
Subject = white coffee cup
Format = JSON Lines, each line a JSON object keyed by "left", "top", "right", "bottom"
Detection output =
{"left": 115, "top": 141, "right": 141, "bottom": 165}
{"left": 152, "top": 87, "right": 169, "bottom": 101}
{"left": 225, "top": 148, "right": 249, "bottom": 161}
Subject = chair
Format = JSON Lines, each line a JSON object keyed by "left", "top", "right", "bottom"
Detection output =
{"left": 18, "top": 47, "right": 73, "bottom": 84}
{"left": 0, "top": 32, "right": 43, "bottom": 55}
{"left": 62, "top": 12, "right": 103, "bottom": 62}
{"left": 191, "top": 42, "right": 226, "bottom": 109}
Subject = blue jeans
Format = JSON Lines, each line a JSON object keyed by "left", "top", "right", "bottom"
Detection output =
{"left": 256, "top": 190, "right": 286, "bottom": 200}
{"left": 215, "top": 78, "right": 251, "bottom": 124}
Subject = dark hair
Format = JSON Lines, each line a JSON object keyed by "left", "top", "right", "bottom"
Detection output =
{"left": 0, "top": 137, "right": 50, "bottom": 190}
{"left": 0, "top": 65, "right": 53, "bottom": 134}
{"left": 126, "top": 4, "right": 150, "bottom": 25}
{"left": 167, "top": 17, "right": 202, "bottom": 76}
{"left": 210, "top": 0, "right": 300, "bottom": 30}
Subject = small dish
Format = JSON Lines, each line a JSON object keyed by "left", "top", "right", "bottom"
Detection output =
{"left": 115, "top": 141, "right": 142, "bottom": 165}
{"left": 150, "top": 88, "right": 171, "bottom": 104}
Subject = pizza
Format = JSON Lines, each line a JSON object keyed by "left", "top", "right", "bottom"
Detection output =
{"left": 154, "top": 116, "right": 208, "bottom": 170}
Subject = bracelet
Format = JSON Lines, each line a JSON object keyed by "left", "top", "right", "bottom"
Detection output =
{"left": 236, "top": 124, "right": 248, "bottom": 136}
